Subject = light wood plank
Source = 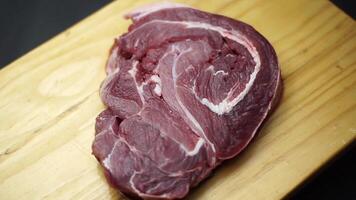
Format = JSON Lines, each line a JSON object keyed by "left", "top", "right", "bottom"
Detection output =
{"left": 0, "top": 0, "right": 355, "bottom": 199}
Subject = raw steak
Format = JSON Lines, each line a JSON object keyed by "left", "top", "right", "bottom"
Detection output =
{"left": 92, "top": 3, "right": 282, "bottom": 199}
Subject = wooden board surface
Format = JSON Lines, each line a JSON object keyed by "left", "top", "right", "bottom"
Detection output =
{"left": 0, "top": 0, "right": 355, "bottom": 199}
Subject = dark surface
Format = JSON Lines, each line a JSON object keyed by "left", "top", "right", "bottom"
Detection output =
{"left": 0, "top": 0, "right": 355, "bottom": 199}
{"left": 332, "top": 0, "right": 356, "bottom": 19}
{"left": 287, "top": 142, "right": 356, "bottom": 200}
{"left": 0, "top": 0, "right": 112, "bottom": 68}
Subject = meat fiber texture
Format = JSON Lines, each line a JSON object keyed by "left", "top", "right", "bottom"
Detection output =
{"left": 92, "top": 3, "right": 282, "bottom": 199}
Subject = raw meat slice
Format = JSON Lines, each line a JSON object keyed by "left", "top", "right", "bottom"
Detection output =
{"left": 93, "top": 4, "right": 282, "bottom": 199}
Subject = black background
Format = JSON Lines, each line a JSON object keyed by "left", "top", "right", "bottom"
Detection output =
{"left": 0, "top": 0, "right": 355, "bottom": 199}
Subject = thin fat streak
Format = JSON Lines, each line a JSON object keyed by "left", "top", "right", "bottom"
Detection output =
{"left": 126, "top": 2, "right": 189, "bottom": 21}
{"left": 128, "top": 61, "right": 145, "bottom": 105}
{"left": 170, "top": 45, "right": 217, "bottom": 158}
{"left": 184, "top": 20, "right": 261, "bottom": 115}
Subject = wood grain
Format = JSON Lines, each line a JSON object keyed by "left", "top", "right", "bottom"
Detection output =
{"left": 0, "top": 0, "right": 355, "bottom": 199}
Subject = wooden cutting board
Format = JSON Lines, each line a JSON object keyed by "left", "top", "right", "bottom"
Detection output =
{"left": 0, "top": 0, "right": 355, "bottom": 199}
